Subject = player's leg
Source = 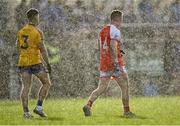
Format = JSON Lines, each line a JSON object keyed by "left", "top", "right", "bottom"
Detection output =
{"left": 115, "top": 66, "right": 135, "bottom": 117}
{"left": 87, "top": 77, "right": 111, "bottom": 106}
{"left": 115, "top": 73, "right": 130, "bottom": 111}
{"left": 83, "top": 71, "right": 111, "bottom": 116}
{"left": 33, "top": 68, "right": 51, "bottom": 117}
{"left": 20, "top": 71, "right": 33, "bottom": 118}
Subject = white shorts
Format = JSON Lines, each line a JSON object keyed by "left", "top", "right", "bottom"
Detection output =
{"left": 100, "top": 66, "right": 127, "bottom": 78}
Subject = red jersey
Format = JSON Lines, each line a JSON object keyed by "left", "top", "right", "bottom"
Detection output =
{"left": 98, "top": 24, "right": 124, "bottom": 71}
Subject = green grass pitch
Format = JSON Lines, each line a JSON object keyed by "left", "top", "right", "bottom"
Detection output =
{"left": 0, "top": 97, "right": 180, "bottom": 125}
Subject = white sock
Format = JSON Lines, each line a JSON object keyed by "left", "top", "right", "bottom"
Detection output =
{"left": 36, "top": 106, "right": 42, "bottom": 111}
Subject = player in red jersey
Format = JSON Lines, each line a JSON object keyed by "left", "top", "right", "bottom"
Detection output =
{"left": 83, "top": 10, "right": 135, "bottom": 117}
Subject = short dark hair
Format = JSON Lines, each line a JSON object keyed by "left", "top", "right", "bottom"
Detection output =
{"left": 26, "top": 8, "right": 39, "bottom": 20}
{"left": 110, "top": 10, "right": 123, "bottom": 21}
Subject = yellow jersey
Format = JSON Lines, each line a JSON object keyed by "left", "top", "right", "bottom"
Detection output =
{"left": 17, "top": 24, "right": 43, "bottom": 66}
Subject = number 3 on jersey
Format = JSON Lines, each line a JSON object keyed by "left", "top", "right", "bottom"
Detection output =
{"left": 21, "top": 35, "right": 29, "bottom": 49}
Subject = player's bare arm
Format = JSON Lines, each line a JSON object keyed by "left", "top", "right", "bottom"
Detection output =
{"left": 39, "top": 40, "right": 51, "bottom": 73}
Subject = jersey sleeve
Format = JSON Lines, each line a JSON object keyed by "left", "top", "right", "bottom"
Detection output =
{"left": 110, "top": 25, "right": 121, "bottom": 42}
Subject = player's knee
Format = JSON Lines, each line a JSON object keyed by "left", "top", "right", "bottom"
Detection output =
{"left": 44, "top": 81, "right": 51, "bottom": 89}
{"left": 20, "top": 91, "right": 29, "bottom": 99}
{"left": 41, "top": 77, "right": 51, "bottom": 86}
{"left": 98, "top": 86, "right": 108, "bottom": 95}
{"left": 21, "top": 86, "right": 31, "bottom": 93}
{"left": 93, "top": 88, "right": 101, "bottom": 94}
{"left": 47, "top": 82, "right": 51, "bottom": 88}
{"left": 93, "top": 87, "right": 104, "bottom": 96}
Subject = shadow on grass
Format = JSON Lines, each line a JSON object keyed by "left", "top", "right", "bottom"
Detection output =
{"left": 89, "top": 114, "right": 148, "bottom": 120}
{"left": 118, "top": 115, "right": 148, "bottom": 119}
{"left": 33, "top": 116, "right": 64, "bottom": 121}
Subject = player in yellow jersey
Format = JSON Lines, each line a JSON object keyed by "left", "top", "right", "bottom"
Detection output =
{"left": 16, "top": 8, "right": 52, "bottom": 118}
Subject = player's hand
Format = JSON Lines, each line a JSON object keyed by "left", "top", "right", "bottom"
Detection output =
{"left": 113, "top": 62, "right": 120, "bottom": 77}
{"left": 46, "top": 63, "right": 51, "bottom": 73}
{"left": 114, "top": 62, "right": 119, "bottom": 72}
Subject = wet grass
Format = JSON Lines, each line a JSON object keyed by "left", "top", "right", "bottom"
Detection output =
{"left": 0, "top": 96, "right": 180, "bottom": 125}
